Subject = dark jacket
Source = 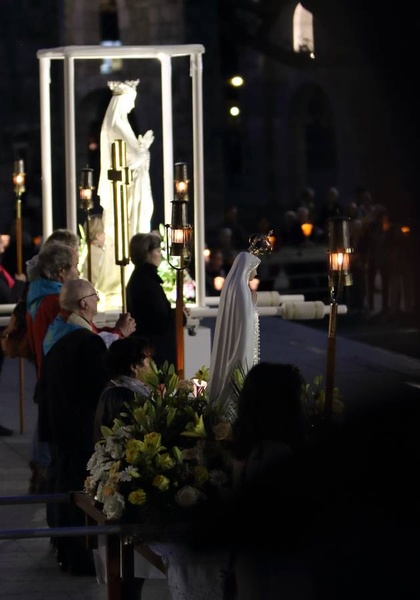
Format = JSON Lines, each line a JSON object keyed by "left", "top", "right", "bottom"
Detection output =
{"left": 38, "top": 328, "right": 108, "bottom": 454}
{"left": 126, "top": 262, "right": 177, "bottom": 368}
{"left": 0, "top": 266, "right": 26, "bottom": 304}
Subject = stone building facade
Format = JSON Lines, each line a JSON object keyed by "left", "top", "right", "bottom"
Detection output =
{"left": 0, "top": 0, "right": 418, "bottom": 243}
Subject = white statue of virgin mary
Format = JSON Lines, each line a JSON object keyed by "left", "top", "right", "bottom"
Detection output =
{"left": 96, "top": 79, "right": 154, "bottom": 310}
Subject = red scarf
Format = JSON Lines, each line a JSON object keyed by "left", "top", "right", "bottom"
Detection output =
{"left": 0, "top": 265, "right": 14, "bottom": 288}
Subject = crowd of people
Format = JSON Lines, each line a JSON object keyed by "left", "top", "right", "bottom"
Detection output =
{"left": 0, "top": 187, "right": 418, "bottom": 597}
{"left": 205, "top": 189, "right": 417, "bottom": 319}
{"left": 0, "top": 223, "right": 177, "bottom": 575}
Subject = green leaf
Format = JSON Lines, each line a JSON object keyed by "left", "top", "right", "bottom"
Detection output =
{"left": 100, "top": 425, "right": 113, "bottom": 438}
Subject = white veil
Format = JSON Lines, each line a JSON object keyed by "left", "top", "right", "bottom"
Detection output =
{"left": 208, "top": 251, "right": 261, "bottom": 421}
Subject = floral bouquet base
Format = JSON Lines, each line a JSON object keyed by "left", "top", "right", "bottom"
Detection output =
{"left": 85, "top": 363, "right": 232, "bottom": 530}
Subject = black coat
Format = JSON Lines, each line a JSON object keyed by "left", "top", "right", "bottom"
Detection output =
{"left": 0, "top": 268, "right": 26, "bottom": 304}
{"left": 38, "top": 328, "right": 108, "bottom": 455}
{"left": 126, "top": 262, "right": 177, "bottom": 368}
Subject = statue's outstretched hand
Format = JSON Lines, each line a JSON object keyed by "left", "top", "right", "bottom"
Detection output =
{"left": 138, "top": 130, "right": 154, "bottom": 149}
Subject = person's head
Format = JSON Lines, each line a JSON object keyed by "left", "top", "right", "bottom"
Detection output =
{"left": 104, "top": 336, "right": 154, "bottom": 381}
{"left": 59, "top": 278, "right": 100, "bottom": 321}
{"left": 37, "top": 242, "right": 79, "bottom": 282}
{"left": 129, "top": 231, "right": 162, "bottom": 267}
{"left": 224, "top": 205, "right": 238, "bottom": 223}
{"left": 232, "top": 362, "right": 306, "bottom": 460}
{"left": 217, "top": 227, "right": 233, "bottom": 249}
{"left": 207, "top": 248, "right": 224, "bottom": 272}
{"left": 44, "top": 228, "right": 80, "bottom": 252}
{"left": 326, "top": 187, "right": 339, "bottom": 205}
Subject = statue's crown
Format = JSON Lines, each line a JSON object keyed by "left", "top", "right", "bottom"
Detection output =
{"left": 108, "top": 80, "right": 140, "bottom": 95}
{"left": 248, "top": 230, "right": 274, "bottom": 256}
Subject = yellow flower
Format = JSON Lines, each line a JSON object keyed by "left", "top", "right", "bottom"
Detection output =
{"left": 128, "top": 488, "right": 147, "bottom": 506}
{"left": 155, "top": 452, "right": 175, "bottom": 470}
{"left": 125, "top": 438, "right": 143, "bottom": 464}
{"left": 152, "top": 475, "right": 171, "bottom": 491}
{"left": 141, "top": 432, "right": 163, "bottom": 454}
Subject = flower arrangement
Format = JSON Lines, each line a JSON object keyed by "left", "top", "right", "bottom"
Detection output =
{"left": 84, "top": 363, "right": 232, "bottom": 523}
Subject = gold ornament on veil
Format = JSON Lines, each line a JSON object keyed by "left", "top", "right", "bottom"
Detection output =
{"left": 248, "top": 230, "right": 274, "bottom": 256}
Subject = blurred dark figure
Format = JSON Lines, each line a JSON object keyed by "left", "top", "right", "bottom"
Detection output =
{"left": 388, "top": 219, "right": 416, "bottom": 319}
{"left": 399, "top": 220, "right": 417, "bottom": 316}
{"left": 230, "top": 362, "right": 308, "bottom": 600}
{"left": 317, "top": 187, "right": 344, "bottom": 241}
{"left": 1, "top": 219, "right": 37, "bottom": 277}
{"left": 355, "top": 187, "right": 374, "bottom": 221}
{"left": 279, "top": 210, "right": 305, "bottom": 246}
{"left": 360, "top": 204, "right": 396, "bottom": 315}
{"left": 205, "top": 248, "right": 226, "bottom": 296}
{"left": 0, "top": 231, "right": 28, "bottom": 436}
{"left": 344, "top": 202, "right": 366, "bottom": 313}
{"left": 192, "top": 375, "right": 420, "bottom": 600}
{"left": 297, "top": 186, "right": 316, "bottom": 222}
{"left": 220, "top": 205, "right": 249, "bottom": 251}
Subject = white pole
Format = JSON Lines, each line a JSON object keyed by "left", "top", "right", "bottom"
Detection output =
{"left": 63, "top": 53, "right": 77, "bottom": 233}
{"left": 38, "top": 56, "right": 53, "bottom": 238}
{"left": 160, "top": 54, "right": 174, "bottom": 227}
{"left": 191, "top": 52, "right": 206, "bottom": 308}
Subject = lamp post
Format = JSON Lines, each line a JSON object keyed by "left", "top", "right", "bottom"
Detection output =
{"left": 165, "top": 162, "right": 193, "bottom": 379}
{"left": 324, "top": 216, "right": 353, "bottom": 423}
{"left": 12, "top": 159, "right": 26, "bottom": 434}
{"left": 12, "top": 160, "right": 26, "bottom": 275}
{"left": 79, "top": 166, "right": 95, "bottom": 282}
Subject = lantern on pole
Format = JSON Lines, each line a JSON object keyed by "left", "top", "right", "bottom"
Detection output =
{"left": 324, "top": 216, "right": 353, "bottom": 423}
{"left": 12, "top": 159, "right": 26, "bottom": 434}
{"left": 12, "top": 159, "right": 26, "bottom": 275}
{"left": 165, "top": 162, "right": 193, "bottom": 378}
{"left": 79, "top": 166, "right": 95, "bottom": 282}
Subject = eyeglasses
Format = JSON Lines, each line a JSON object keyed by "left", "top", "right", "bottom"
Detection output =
{"left": 79, "top": 290, "right": 100, "bottom": 302}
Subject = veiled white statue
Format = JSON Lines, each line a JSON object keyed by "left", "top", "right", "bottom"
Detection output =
{"left": 96, "top": 79, "right": 154, "bottom": 310}
{"left": 208, "top": 251, "right": 261, "bottom": 422}
{"left": 208, "top": 232, "right": 273, "bottom": 422}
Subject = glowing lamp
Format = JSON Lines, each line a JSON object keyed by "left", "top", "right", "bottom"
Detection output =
{"left": 79, "top": 166, "right": 95, "bottom": 210}
{"left": 301, "top": 222, "right": 313, "bottom": 238}
{"left": 13, "top": 160, "right": 26, "bottom": 197}
{"left": 327, "top": 217, "right": 353, "bottom": 289}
